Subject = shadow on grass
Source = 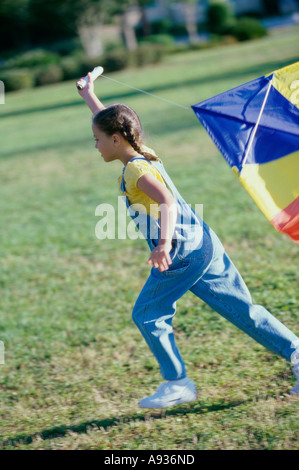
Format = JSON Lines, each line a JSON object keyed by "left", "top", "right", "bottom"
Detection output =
{"left": 0, "top": 398, "right": 247, "bottom": 448}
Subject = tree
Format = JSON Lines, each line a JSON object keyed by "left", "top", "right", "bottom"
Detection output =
{"left": 120, "top": 6, "right": 139, "bottom": 51}
{"left": 136, "top": 0, "right": 153, "bottom": 37}
{"left": 207, "top": 1, "right": 233, "bottom": 34}
{"left": 75, "top": 0, "right": 110, "bottom": 57}
{"left": 115, "top": 0, "right": 154, "bottom": 51}
{"left": 168, "top": 0, "right": 201, "bottom": 44}
{"left": 0, "top": 0, "right": 32, "bottom": 52}
{"left": 180, "top": 0, "right": 200, "bottom": 44}
{"left": 55, "top": 0, "right": 114, "bottom": 57}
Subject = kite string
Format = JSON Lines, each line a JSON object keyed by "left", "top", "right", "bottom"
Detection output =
{"left": 101, "top": 74, "right": 190, "bottom": 111}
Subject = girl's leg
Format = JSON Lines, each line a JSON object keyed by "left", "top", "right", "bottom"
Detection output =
{"left": 132, "top": 257, "right": 210, "bottom": 381}
{"left": 132, "top": 272, "right": 185, "bottom": 381}
{"left": 190, "top": 230, "right": 299, "bottom": 362}
{"left": 132, "top": 260, "right": 205, "bottom": 408}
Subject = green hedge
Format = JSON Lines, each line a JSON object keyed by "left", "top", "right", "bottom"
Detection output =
{"left": 35, "top": 64, "right": 64, "bottom": 86}
{"left": 5, "top": 49, "right": 61, "bottom": 69}
{"left": 207, "top": 2, "right": 233, "bottom": 34}
{"left": 0, "top": 44, "right": 168, "bottom": 92}
{"left": 0, "top": 26, "right": 267, "bottom": 93}
{"left": 0, "top": 69, "right": 35, "bottom": 92}
{"left": 60, "top": 57, "right": 83, "bottom": 80}
{"left": 207, "top": 3, "right": 267, "bottom": 41}
{"left": 229, "top": 17, "right": 267, "bottom": 41}
{"left": 136, "top": 19, "right": 189, "bottom": 38}
{"left": 131, "top": 44, "right": 165, "bottom": 67}
{"left": 139, "top": 34, "right": 174, "bottom": 47}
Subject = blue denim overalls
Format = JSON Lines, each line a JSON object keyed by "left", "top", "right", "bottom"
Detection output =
{"left": 121, "top": 157, "right": 299, "bottom": 381}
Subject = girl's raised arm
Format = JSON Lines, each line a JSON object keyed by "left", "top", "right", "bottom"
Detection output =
{"left": 77, "top": 72, "right": 105, "bottom": 116}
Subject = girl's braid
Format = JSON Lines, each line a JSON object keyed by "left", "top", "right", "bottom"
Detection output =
{"left": 121, "top": 121, "right": 159, "bottom": 162}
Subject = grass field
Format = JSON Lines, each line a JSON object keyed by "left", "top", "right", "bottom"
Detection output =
{"left": 0, "top": 27, "right": 299, "bottom": 450}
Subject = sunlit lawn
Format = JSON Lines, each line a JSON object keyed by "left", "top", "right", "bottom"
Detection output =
{"left": 0, "top": 27, "right": 298, "bottom": 449}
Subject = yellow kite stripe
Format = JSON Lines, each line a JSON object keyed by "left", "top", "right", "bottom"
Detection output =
{"left": 239, "top": 150, "right": 299, "bottom": 220}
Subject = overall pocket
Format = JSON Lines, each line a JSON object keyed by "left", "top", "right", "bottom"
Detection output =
{"left": 152, "top": 260, "right": 191, "bottom": 278}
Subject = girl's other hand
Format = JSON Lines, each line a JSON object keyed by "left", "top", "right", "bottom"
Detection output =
{"left": 147, "top": 242, "right": 172, "bottom": 272}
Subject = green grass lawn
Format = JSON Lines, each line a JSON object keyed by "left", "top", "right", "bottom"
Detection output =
{"left": 0, "top": 28, "right": 298, "bottom": 450}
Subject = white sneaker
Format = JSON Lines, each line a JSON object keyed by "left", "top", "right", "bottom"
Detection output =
{"left": 138, "top": 377, "right": 197, "bottom": 409}
{"left": 290, "top": 363, "right": 299, "bottom": 395}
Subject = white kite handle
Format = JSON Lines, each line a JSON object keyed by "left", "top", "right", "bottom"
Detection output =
{"left": 76, "top": 66, "right": 104, "bottom": 89}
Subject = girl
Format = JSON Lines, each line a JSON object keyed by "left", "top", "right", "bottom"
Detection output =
{"left": 77, "top": 73, "right": 299, "bottom": 409}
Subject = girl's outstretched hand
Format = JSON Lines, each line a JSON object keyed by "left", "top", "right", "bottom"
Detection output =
{"left": 147, "top": 242, "right": 172, "bottom": 272}
{"left": 76, "top": 72, "right": 94, "bottom": 97}
{"left": 76, "top": 71, "right": 105, "bottom": 114}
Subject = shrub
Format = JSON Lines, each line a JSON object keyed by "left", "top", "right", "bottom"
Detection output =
{"left": 131, "top": 44, "right": 164, "bottom": 67}
{"left": 0, "top": 69, "right": 35, "bottom": 91}
{"left": 136, "top": 19, "right": 188, "bottom": 39}
{"left": 207, "top": 2, "right": 233, "bottom": 34}
{"left": 168, "top": 24, "right": 188, "bottom": 37}
{"left": 104, "top": 40, "right": 126, "bottom": 53}
{"left": 6, "top": 49, "right": 61, "bottom": 69}
{"left": 230, "top": 17, "right": 267, "bottom": 41}
{"left": 102, "top": 50, "right": 130, "bottom": 73}
{"left": 60, "top": 56, "right": 83, "bottom": 80}
{"left": 47, "top": 38, "right": 83, "bottom": 57}
{"left": 150, "top": 19, "right": 173, "bottom": 35}
{"left": 139, "top": 34, "right": 174, "bottom": 47}
{"left": 35, "top": 64, "right": 64, "bottom": 86}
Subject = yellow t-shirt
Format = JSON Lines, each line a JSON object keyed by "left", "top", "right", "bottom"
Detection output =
{"left": 118, "top": 156, "right": 166, "bottom": 220}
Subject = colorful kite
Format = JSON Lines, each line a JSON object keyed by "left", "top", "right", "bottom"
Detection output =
{"left": 192, "top": 61, "right": 299, "bottom": 244}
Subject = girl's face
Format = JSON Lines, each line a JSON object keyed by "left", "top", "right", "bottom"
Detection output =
{"left": 92, "top": 125, "right": 118, "bottom": 162}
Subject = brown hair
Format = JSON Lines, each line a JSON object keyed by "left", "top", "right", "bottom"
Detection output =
{"left": 92, "top": 104, "right": 160, "bottom": 162}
